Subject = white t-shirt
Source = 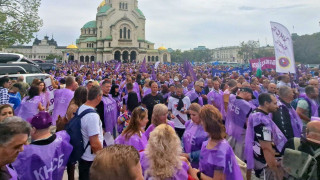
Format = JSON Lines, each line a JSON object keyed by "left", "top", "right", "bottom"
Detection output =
{"left": 79, "top": 104, "right": 104, "bottom": 161}
{"left": 168, "top": 96, "right": 191, "bottom": 129}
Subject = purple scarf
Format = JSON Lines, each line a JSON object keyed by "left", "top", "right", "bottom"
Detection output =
{"left": 52, "top": 88, "right": 74, "bottom": 124}
{"left": 245, "top": 111, "right": 287, "bottom": 169}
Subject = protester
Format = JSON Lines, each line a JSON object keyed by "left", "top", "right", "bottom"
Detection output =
{"left": 245, "top": 93, "right": 287, "bottom": 180}
{"left": 142, "top": 81, "right": 164, "bottom": 127}
{"left": 168, "top": 84, "right": 191, "bottom": 138}
{"left": 79, "top": 85, "right": 104, "bottom": 180}
{"left": 0, "top": 104, "right": 14, "bottom": 122}
{"left": 186, "top": 81, "right": 204, "bottom": 106}
{"left": 15, "top": 86, "right": 44, "bottom": 121}
{"left": 140, "top": 124, "right": 198, "bottom": 179}
{"left": 267, "top": 83, "right": 277, "bottom": 95}
{"left": 144, "top": 103, "right": 174, "bottom": 139}
{"left": 90, "top": 144, "right": 144, "bottom": 180}
{"left": 181, "top": 103, "right": 207, "bottom": 168}
{"left": 52, "top": 76, "right": 78, "bottom": 124}
{"left": 0, "top": 117, "right": 31, "bottom": 179}
{"left": 96, "top": 80, "right": 118, "bottom": 134}
{"left": 66, "top": 86, "right": 88, "bottom": 121}
{"left": 16, "top": 76, "right": 29, "bottom": 98}
{"left": 277, "top": 74, "right": 291, "bottom": 88}
{"left": 37, "top": 81, "right": 50, "bottom": 111}
{"left": 260, "top": 79, "right": 270, "bottom": 93}
{"left": 195, "top": 104, "right": 243, "bottom": 180}
{"left": 207, "top": 80, "right": 226, "bottom": 119}
{"left": 296, "top": 85, "right": 319, "bottom": 124}
{"left": 283, "top": 121, "right": 320, "bottom": 180}
{"left": 8, "top": 83, "right": 22, "bottom": 110}
{"left": 115, "top": 106, "right": 148, "bottom": 151}
{"left": 226, "top": 87, "right": 254, "bottom": 161}
{"left": 12, "top": 112, "right": 73, "bottom": 180}
{"left": 0, "top": 76, "right": 10, "bottom": 105}
{"left": 122, "top": 82, "right": 139, "bottom": 113}
{"left": 272, "top": 86, "right": 302, "bottom": 139}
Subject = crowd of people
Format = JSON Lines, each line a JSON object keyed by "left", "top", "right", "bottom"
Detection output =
{"left": 0, "top": 61, "right": 320, "bottom": 180}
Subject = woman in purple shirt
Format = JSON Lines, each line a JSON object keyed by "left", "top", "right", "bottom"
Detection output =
{"left": 115, "top": 106, "right": 149, "bottom": 152}
{"left": 196, "top": 105, "right": 243, "bottom": 180}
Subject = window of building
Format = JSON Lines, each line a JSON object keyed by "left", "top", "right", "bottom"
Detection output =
{"left": 88, "top": 29, "right": 91, "bottom": 34}
{"left": 124, "top": 27, "right": 127, "bottom": 39}
{"left": 120, "top": 29, "right": 122, "bottom": 38}
{"left": 147, "top": 45, "right": 149, "bottom": 49}
{"left": 139, "top": 43, "right": 141, "bottom": 48}
{"left": 128, "top": 29, "right": 130, "bottom": 39}
{"left": 109, "top": 42, "right": 111, "bottom": 47}
{"left": 119, "top": 3, "right": 121, "bottom": 9}
{"left": 100, "top": 31, "right": 102, "bottom": 38}
{"left": 125, "top": 3, "right": 128, "bottom": 9}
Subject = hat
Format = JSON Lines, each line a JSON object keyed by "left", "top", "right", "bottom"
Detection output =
{"left": 239, "top": 87, "right": 256, "bottom": 99}
{"left": 29, "top": 112, "right": 52, "bottom": 129}
{"left": 174, "top": 76, "right": 179, "bottom": 81}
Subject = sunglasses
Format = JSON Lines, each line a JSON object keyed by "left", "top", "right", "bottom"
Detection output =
{"left": 199, "top": 86, "right": 204, "bottom": 89}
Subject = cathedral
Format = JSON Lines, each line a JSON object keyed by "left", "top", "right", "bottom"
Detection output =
{"left": 63, "top": 0, "right": 171, "bottom": 63}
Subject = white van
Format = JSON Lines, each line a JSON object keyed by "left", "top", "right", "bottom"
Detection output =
{"left": 0, "top": 53, "right": 38, "bottom": 66}
{"left": 0, "top": 74, "right": 50, "bottom": 85}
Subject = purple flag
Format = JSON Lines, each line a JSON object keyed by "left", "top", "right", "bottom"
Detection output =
{"left": 140, "top": 57, "right": 147, "bottom": 73}
{"left": 102, "top": 95, "right": 118, "bottom": 133}
{"left": 151, "top": 65, "right": 157, "bottom": 81}
{"left": 115, "top": 62, "right": 121, "bottom": 73}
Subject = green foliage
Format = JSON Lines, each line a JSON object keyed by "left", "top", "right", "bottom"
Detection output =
{"left": 0, "top": 0, "right": 43, "bottom": 48}
{"left": 170, "top": 49, "right": 212, "bottom": 63}
{"left": 293, "top": 32, "right": 320, "bottom": 64}
{"left": 238, "top": 40, "right": 260, "bottom": 63}
{"left": 46, "top": 54, "right": 61, "bottom": 60}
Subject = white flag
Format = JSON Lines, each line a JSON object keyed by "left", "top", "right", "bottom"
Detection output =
{"left": 155, "top": 61, "right": 160, "bottom": 70}
{"left": 270, "top": 22, "right": 296, "bottom": 73}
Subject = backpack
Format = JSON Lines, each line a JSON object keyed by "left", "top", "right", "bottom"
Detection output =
{"left": 65, "top": 108, "right": 97, "bottom": 164}
{"left": 291, "top": 97, "right": 312, "bottom": 118}
{"left": 282, "top": 138, "right": 320, "bottom": 180}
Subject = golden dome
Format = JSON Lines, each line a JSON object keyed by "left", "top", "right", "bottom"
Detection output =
{"left": 98, "top": 0, "right": 106, "bottom": 7}
{"left": 158, "top": 46, "right": 167, "bottom": 51}
{"left": 66, "top": 44, "right": 78, "bottom": 49}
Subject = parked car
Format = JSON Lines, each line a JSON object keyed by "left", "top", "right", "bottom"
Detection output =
{"left": 0, "top": 63, "right": 42, "bottom": 75}
{"left": 0, "top": 74, "right": 50, "bottom": 85}
{"left": 37, "top": 63, "right": 56, "bottom": 73}
{"left": 32, "top": 59, "right": 45, "bottom": 63}
{"left": 0, "top": 53, "right": 38, "bottom": 66}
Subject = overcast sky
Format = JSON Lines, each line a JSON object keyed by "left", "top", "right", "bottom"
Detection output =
{"left": 34, "top": 0, "right": 320, "bottom": 50}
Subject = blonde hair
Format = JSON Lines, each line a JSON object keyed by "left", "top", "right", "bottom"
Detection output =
{"left": 145, "top": 124, "right": 182, "bottom": 179}
{"left": 90, "top": 144, "right": 140, "bottom": 180}
{"left": 199, "top": 104, "right": 226, "bottom": 140}
{"left": 188, "top": 103, "right": 201, "bottom": 113}
{"left": 151, "top": 104, "right": 168, "bottom": 126}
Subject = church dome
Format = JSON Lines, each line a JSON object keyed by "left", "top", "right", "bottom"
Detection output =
{"left": 82, "top": 21, "right": 96, "bottom": 29}
{"left": 158, "top": 46, "right": 167, "bottom": 51}
{"left": 66, "top": 44, "right": 78, "bottom": 49}
{"left": 98, "top": 0, "right": 106, "bottom": 7}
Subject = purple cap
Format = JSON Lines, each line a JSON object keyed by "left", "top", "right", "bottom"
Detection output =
{"left": 29, "top": 112, "right": 52, "bottom": 129}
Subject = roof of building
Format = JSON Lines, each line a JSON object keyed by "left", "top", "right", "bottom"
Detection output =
{"left": 66, "top": 44, "right": 78, "bottom": 49}
{"left": 98, "top": 5, "right": 111, "bottom": 14}
{"left": 158, "top": 46, "right": 167, "bottom": 51}
{"left": 98, "top": 0, "right": 105, "bottom": 7}
{"left": 135, "top": 8, "right": 145, "bottom": 18}
{"left": 83, "top": 37, "right": 97, "bottom": 42}
{"left": 83, "top": 21, "right": 96, "bottom": 29}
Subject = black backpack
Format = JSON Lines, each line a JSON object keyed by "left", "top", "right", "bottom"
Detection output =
{"left": 65, "top": 108, "right": 97, "bottom": 164}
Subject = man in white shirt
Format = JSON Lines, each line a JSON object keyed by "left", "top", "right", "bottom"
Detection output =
{"left": 168, "top": 84, "right": 191, "bottom": 138}
{"left": 79, "top": 85, "right": 103, "bottom": 180}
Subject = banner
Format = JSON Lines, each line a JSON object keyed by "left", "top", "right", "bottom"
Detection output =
{"left": 270, "top": 22, "right": 296, "bottom": 73}
{"left": 249, "top": 57, "right": 276, "bottom": 71}
{"left": 211, "top": 67, "right": 251, "bottom": 76}
{"left": 44, "top": 78, "right": 55, "bottom": 113}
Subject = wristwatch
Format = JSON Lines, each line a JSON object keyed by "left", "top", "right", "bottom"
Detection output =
{"left": 197, "top": 171, "right": 201, "bottom": 179}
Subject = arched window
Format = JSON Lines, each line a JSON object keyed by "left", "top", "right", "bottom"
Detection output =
{"left": 124, "top": 27, "right": 127, "bottom": 39}
{"left": 128, "top": 29, "right": 130, "bottom": 39}
{"left": 120, "top": 29, "right": 122, "bottom": 38}
{"left": 88, "top": 29, "right": 91, "bottom": 34}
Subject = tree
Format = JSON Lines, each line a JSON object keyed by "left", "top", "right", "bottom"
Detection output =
{"left": 292, "top": 32, "right": 320, "bottom": 64}
{"left": 46, "top": 54, "right": 62, "bottom": 60}
{"left": 0, "top": 0, "right": 43, "bottom": 48}
{"left": 238, "top": 40, "right": 260, "bottom": 63}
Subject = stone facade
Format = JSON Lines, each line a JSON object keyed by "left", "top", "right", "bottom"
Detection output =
{"left": 63, "top": 0, "right": 171, "bottom": 63}
{"left": 211, "top": 46, "right": 243, "bottom": 63}
{"left": 2, "top": 36, "right": 66, "bottom": 60}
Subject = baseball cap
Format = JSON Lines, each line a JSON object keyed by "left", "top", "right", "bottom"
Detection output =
{"left": 239, "top": 87, "right": 256, "bottom": 99}
{"left": 29, "top": 112, "right": 52, "bottom": 129}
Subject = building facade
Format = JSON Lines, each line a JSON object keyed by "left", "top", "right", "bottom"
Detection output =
{"left": 1, "top": 36, "right": 66, "bottom": 60}
{"left": 63, "top": 0, "right": 171, "bottom": 63}
{"left": 211, "top": 46, "right": 242, "bottom": 63}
